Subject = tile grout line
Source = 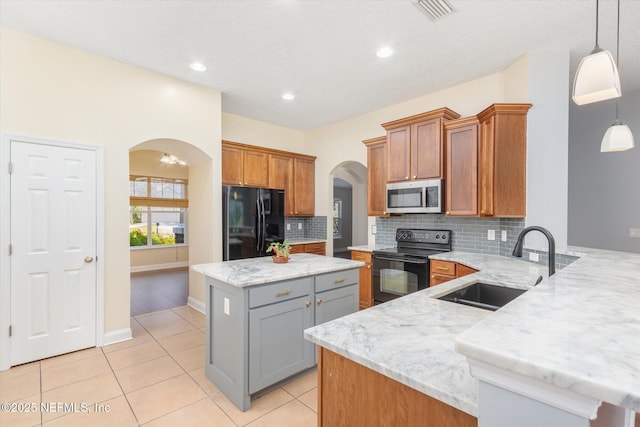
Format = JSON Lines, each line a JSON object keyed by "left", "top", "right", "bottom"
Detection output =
{"left": 101, "top": 345, "right": 142, "bottom": 426}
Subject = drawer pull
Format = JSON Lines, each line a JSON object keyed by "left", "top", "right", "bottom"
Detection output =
{"left": 276, "top": 290, "right": 292, "bottom": 297}
{"left": 435, "top": 266, "right": 449, "bottom": 271}
{"left": 334, "top": 278, "right": 346, "bottom": 284}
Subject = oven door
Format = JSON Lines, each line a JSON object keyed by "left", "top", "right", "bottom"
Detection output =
{"left": 372, "top": 254, "right": 429, "bottom": 304}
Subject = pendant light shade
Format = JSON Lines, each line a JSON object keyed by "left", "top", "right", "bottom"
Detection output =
{"left": 572, "top": 0, "right": 621, "bottom": 105}
{"left": 601, "top": 121, "right": 635, "bottom": 152}
{"left": 572, "top": 48, "right": 621, "bottom": 105}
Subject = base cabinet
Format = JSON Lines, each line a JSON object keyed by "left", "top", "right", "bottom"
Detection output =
{"left": 206, "top": 268, "right": 359, "bottom": 411}
{"left": 430, "top": 260, "right": 478, "bottom": 286}
{"left": 351, "top": 250, "right": 372, "bottom": 309}
{"left": 318, "top": 347, "right": 477, "bottom": 427}
{"left": 249, "top": 296, "right": 314, "bottom": 393}
{"left": 290, "top": 242, "right": 326, "bottom": 256}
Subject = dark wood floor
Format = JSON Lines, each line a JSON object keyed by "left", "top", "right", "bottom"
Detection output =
{"left": 333, "top": 250, "right": 351, "bottom": 259}
{"left": 130, "top": 267, "right": 188, "bottom": 316}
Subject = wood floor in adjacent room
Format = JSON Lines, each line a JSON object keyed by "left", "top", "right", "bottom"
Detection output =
{"left": 130, "top": 268, "right": 189, "bottom": 317}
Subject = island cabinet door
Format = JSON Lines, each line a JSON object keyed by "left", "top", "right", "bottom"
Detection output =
{"left": 315, "top": 284, "right": 359, "bottom": 326}
{"left": 248, "top": 296, "right": 314, "bottom": 393}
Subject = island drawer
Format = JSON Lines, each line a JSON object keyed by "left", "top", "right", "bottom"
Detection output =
{"left": 249, "top": 277, "right": 312, "bottom": 308}
{"left": 315, "top": 269, "right": 359, "bottom": 293}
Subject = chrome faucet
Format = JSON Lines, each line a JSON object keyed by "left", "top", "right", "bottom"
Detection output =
{"left": 512, "top": 226, "right": 556, "bottom": 277}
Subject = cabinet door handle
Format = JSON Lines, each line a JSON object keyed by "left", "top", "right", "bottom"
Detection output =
{"left": 446, "top": 211, "right": 450, "bottom": 215}
{"left": 404, "top": 176, "right": 409, "bottom": 180}
{"left": 431, "top": 275, "right": 435, "bottom": 279}
{"left": 306, "top": 301, "right": 311, "bottom": 308}
{"left": 239, "top": 181, "right": 242, "bottom": 185}
{"left": 412, "top": 175, "right": 417, "bottom": 179}
{"left": 276, "top": 290, "right": 292, "bottom": 297}
{"left": 334, "top": 278, "right": 345, "bottom": 284}
{"left": 317, "top": 299, "right": 323, "bottom": 305}
{"left": 367, "top": 265, "right": 371, "bottom": 269}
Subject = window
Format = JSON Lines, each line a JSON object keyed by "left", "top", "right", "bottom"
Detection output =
{"left": 129, "top": 176, "right": 188, "bottom": 247}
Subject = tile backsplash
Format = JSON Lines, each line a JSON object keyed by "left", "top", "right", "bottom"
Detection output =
{"left": 285, "top": 216, "right": 327, "bottom": 240}
{"left": 375, "top": 215, "right": 577, "bottom": 270}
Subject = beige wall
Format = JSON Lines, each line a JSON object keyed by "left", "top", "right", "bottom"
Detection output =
{"left": 221, "top": 112, "right": 306, "bottom": 153}
{"left": 0, "top": 28, "right": 222, "bottom": 336}
{"left": 129, "top": 149, "right": 190, "bottom": 271}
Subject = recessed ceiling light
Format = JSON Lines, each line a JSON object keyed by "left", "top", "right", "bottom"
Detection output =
{"left": 190, "top": 62, "right": 207, "bottom": 72}
{"left": 376, "top": 47, "right": 394, "bottom": 58}
{"left": 282, "top": 93, "right": 295, "bottom": 101}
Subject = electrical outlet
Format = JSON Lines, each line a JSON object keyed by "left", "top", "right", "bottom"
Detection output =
{"left": 487, "top": 230, "right": 495, "bottom": 241}
{"left": 286, "top": 223, "right": 291, "bottom": 231}
{"left": 371, "top": 225, "right": 377, "bottom": 234}
{"left": 529, "top": 252, "right": 540, "bottom": 262}
{"left": 501, "top": 230, "right": 507, "bottom": 242}
{"left": 630, "top": 228, "right": 640, "bottom": 238}
{"left": 298, "top": 223, "right": 302, "bottom": 230}
{"left": 224, "top": 297, "right": 230, "bottom": 315}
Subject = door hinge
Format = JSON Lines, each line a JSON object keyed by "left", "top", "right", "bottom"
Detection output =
{"left": 8, "top": 162, "right": 13, "bottom": 174}
{"left": 8, "top": 244, "right": 12, "bottom": 256}
{"left": 9, "top": 325, "right": 12, "bottom": 337}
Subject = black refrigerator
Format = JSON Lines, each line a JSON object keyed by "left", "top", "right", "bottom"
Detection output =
{"left": 222, "top": 186, "right": 286, "bottom": 261}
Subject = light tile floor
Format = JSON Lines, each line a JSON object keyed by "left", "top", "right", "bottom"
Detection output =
{"left": 0, "top": 306, "right": 318, "bottom": 427}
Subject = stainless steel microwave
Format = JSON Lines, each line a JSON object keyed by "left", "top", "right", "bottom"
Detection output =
{"left": 386, "top": 179, "right": 443, "bottom": 214}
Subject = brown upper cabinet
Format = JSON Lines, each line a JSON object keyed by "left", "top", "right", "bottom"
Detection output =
{"left": 382, "top": 108, "right": 460, "bottom": 183}
{"left": 362, "top": 136, "right": 388, "bottom": 216}
{"left": 444, "top": 103, "right": 532, "bottom": 217}
{"left": 222, "top": 141, "right": 316, "bottom": 216}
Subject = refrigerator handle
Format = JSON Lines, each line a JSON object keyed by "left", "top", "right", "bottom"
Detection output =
{"left": 256, "top": 196, "right": 261, "bottom": 253}
{"left": 260, "top": 195, "right": 266, "bottom": 252}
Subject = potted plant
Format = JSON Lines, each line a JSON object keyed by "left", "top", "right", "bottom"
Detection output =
{"left": 267, "top": 241, "right": 291, "bottom": 263}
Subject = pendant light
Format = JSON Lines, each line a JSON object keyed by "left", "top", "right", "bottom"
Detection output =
{"left": 572, "top": 0, "right": 621, "bottom": 105}
{"left": 601, "top": 0, "right": 634, "bottom": 152}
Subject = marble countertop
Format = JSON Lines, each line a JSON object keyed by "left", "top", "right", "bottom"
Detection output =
{"left": 287, "top": 238, "right": 326, "bottom": 245}
{"left": 304, "top": 253, "right": 547, "bottom": 416}
{"left": 455, "top": 248, "right": 640, "bottom": 414}
{"left": 347, "top": 244, "right": 394, "bottom": 252}
{"left": 192, "top": 253, "right": 364, "bottom": 287}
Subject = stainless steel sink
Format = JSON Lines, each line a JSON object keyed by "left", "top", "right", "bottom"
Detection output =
{"left": 437, "top": 282, "right": 526, "bottom": 311}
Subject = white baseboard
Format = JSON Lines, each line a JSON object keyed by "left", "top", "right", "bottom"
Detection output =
{"left": 102, "top": 328, "right": 132, "bottom": 347}
{"left": 130, "top": 261, "right": 189, "bottom": 273}
{"left": 187, "top": 296, "right": 205, "bottom": 314}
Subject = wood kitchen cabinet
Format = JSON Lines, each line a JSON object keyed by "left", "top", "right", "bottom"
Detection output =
{"left": 430, "top": 260, "right": 478, "bottom": 286}
{"left": 222, "top": 141, "right": 316, "bottom": 216}
{"left": 362, "top": 136, "right": 388, "bottom": 216}
{"left": 317, "top": 348, "right": 477, "bottom": 427}
{"left": 290, "top": 242, "right": 326, "bottom": 256}
{"left": 293, "top": 157, "right": 315, "bottom": 216}
{"left": 444, "top": 104, "right": 531, "bottom": 217}
{"left": 445, "top": 116, "right": 480, "bottom": 216}
{"left": 382, "top": 108, "right": 460, "bottom": 183}
{"left": 221, "top": 142, "right": 269, "bottom": 187}
{"left": 351, "top": 250, "right": 373, "bottom": 309}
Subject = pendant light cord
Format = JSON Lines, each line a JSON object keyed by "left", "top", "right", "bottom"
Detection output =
{"left": 615, "top": 0, "right": 620, "bottom": 120}
{"left": 595, "top": 0, "right": 599, "bottom": 47}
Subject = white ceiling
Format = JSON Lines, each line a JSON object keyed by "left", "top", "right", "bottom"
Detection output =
{"left": 1, "top": 0, "right": 639, "bottom": 130}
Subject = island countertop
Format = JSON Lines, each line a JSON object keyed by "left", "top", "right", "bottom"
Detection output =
{"left": 191, "top": 253, "right": 364, "bottom": 287}
{"left": 304, "top": 253, "right": 546, "bottom": 416}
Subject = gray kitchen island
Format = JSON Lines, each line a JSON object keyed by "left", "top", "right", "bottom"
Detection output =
{"left": 192, "top": 253, "right": 363, "bottom": 411}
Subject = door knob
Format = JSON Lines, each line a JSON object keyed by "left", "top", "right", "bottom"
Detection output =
{"left": 84, "top": 256, "right": 94, "bottom": 263}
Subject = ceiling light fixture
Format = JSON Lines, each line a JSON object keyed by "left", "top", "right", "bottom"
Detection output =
{"left": 572, "top": 0, "right": 621, "bottom": 105}
{"left": 414, "top": 0, "right": 455, "bottom": 21}
{"left": 282, "top": 93, "right": 295, "bottom": 101}
{"left": 601, "top": 0, "right": 634, "bottom": 152}
{"left": 376, "top": 47, "right": 394, "bottom": 58}
{"left": 190, "top": 62, "right": 207, "bottom": 72}
{"left": 161, "top": 153, "right": 187, "bottom": 166}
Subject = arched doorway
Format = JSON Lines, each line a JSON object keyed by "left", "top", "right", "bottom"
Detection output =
{"left": 328, "top": 161, "right": 367, "bottom": 257}
{"left": 129, "top": 139, "right": 211, "bottom": 315}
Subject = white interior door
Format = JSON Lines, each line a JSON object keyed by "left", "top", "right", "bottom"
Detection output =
{"left": 10, "top": 141, "right": 97, "bottom": 366}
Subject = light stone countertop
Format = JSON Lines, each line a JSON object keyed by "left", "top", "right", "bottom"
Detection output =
{"left": 455, "top": 247, "right": 640, "bottom": 414}
{"left": 347, "top": 244, "right": 395, "bottom": 252}
{"left": 304, "top": 253, "right": 547, "bottom": 416}
{"left": 192, "top": 253, "right": 364, "bottom": 287}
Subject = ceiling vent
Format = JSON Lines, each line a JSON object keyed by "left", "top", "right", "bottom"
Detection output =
{"left": 414, "top": 0, "right": 456, "bottom": 21}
